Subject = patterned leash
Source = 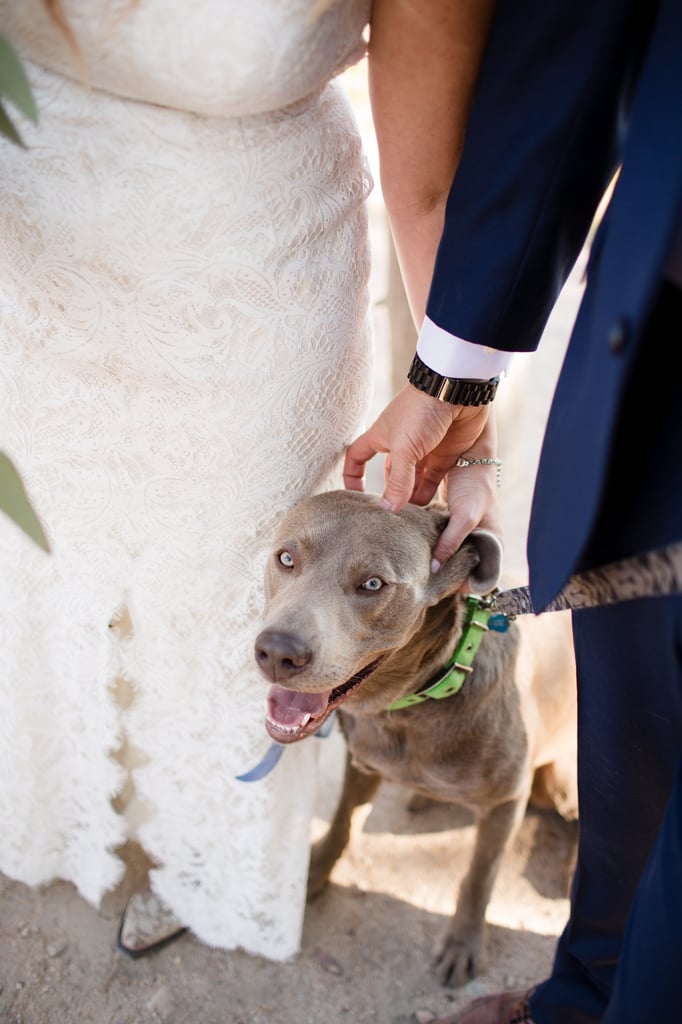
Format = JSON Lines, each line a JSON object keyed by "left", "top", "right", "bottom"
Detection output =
{"left": 493, "top": 541, "right": 682, "bottom": 617}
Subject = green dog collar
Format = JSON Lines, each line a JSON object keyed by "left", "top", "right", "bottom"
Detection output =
{"left": 388, "top": 594, "right": 498, "bottom": 711}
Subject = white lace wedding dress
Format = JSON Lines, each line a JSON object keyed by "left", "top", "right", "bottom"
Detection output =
{"left": 0, "top": 0, "right": 373, "bottom": 958}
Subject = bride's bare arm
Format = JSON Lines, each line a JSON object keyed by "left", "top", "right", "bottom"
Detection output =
{"left": 344, "top": 2, "right": 501, "bottom": 567}
{"left": 368, "top": 0, "right": 496, "bottom": 326}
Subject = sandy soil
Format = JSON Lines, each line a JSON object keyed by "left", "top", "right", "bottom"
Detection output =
{"left": 0, "top": 760, "right": 578, "bottom": 1024}
{"left": 0, "top": 61, "right": 584, "bottom": 1024}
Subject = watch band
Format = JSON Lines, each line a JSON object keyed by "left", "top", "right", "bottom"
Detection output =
{"left": 407, "top": 353, "right": 499, "bottom": 406}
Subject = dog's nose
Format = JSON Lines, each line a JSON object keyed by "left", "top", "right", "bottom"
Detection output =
{"left": 254, "top": 630, "right": 312, "bottom": 681}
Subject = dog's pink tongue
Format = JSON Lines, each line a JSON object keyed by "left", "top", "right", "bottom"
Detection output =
{"left": 267, "top": 684, "right": 331, "bottom": 727}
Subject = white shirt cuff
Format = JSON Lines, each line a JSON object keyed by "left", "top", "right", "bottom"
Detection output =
{"left": 416, "top": 316, "right": 513, "bottom": 379}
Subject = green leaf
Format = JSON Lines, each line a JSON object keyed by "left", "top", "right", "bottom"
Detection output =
{"left": 0, "top": 35, "right": 37, "bottom": 123}
{"left": 0, "top": 98, "right": 25, "bottom": 146}
{"left": 0, "top": 451, "right": 50, "bottom": 552}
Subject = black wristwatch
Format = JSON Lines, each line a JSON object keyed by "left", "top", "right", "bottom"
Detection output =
{"left": 407, "top": 353, "right": 499, "bottom": 406}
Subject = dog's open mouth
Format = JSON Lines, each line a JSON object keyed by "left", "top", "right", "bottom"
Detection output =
{"left": 265, "top": 656, "right": 385, "bottom": 744}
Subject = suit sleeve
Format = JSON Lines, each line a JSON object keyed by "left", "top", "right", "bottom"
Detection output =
{"left": 425, "top": 0, "right": 655, "bottom": 354}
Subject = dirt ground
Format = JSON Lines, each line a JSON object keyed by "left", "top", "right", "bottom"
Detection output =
{"left": 0, "top": 753, "right": 578, "bottom": 1024}
{"left": 0, "top": 62, "right": 584, "bottom": 1024}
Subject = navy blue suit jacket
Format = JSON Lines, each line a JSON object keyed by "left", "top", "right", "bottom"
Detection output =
{"left": 426, "top": 0, "right": 682, "bottom": 609}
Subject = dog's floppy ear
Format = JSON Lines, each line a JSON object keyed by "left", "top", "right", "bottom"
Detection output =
{"left": 422, "top": 526, "right": 502, "bottom": 606}
{"left": 466, "top": 529, "right": 503, "bottom": 594}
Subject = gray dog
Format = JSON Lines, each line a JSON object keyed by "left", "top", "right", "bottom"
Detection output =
{"left": 255, "top": 490, "right": 577, "bottom": 985}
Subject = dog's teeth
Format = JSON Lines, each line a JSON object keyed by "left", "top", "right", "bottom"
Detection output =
{"left": 301, "top": 713, "right": 311, "bottom": 726}
{"left": 266, "top": 714, "right": 306, "bottom": 736}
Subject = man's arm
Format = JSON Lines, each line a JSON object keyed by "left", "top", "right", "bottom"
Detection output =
{"left": 346, "top": 0, "right": 643, "bottom": 567}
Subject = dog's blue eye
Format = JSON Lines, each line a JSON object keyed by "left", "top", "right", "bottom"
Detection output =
{"left": 279, "top": 551, "right": 294, "bottom": 568}
{"left": 361, "top": 577, "right": 383, "bottom": 592}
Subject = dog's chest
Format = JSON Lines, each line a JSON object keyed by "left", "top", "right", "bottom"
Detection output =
{"left": 339, "top": 710, "right": 501, "bottom": 806}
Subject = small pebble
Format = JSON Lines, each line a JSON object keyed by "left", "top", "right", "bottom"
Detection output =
{"left": 314, "top": 949, "right": 344, "bottom": 976}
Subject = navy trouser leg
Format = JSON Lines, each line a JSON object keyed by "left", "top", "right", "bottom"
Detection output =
{"left": 601, "top": 750, "right": 682, "bottom": 1023}
{"left": 530, "top": 594, "right": 682, "bottom": 1023}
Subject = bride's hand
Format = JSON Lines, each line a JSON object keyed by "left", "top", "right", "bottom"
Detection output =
{"left": 343, "top": 385, "right": 501, "bottom": 568}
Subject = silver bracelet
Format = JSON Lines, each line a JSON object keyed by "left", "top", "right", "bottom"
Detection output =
{"left": 455, "top": 455, "right": 502, "bottom": 487}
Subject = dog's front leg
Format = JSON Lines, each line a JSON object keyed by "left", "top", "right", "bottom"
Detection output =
{"left": 433, "top": 794, "right": 528, "bottom": 986}
{"left": 307, "top": 751, "right": 381, "bottom": 900}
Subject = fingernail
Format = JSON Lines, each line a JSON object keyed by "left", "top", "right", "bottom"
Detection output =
{"left": 380, "top": 498, "right": 395, "bottom": 512}
{"left": 430, "top": 558, "right": 441, "bottom": 574}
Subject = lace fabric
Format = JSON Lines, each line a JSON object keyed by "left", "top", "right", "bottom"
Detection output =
{"left": 0, "top": 0, "right": 370, "bottom": 117}
{"left": 0, "top": 0, "right": 373, "bottom": 958}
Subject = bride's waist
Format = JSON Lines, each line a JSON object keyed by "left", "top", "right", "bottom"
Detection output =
{"left": 25, "top": 53, "right": 337, "bottom": 126}
{"left": 18, "top": 59, "right": 362, "bottom": 161}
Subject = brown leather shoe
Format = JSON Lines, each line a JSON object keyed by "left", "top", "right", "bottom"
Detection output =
{"left": 433, "top": 988, "right": 536, "bottom": 1024}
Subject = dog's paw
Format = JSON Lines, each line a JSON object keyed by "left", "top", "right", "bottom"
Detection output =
{"left": 431, "top": 924, "right": 487, "bottom": 987}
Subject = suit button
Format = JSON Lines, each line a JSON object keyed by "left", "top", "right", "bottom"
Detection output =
{"left": 608, "top": 319, "right": 628, "bottom": 353}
